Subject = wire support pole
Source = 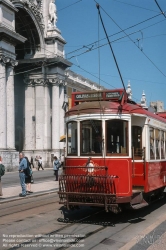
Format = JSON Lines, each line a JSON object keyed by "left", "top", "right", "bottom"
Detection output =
{"left": 96, "top": 3, "right": 126, "bottom": 92}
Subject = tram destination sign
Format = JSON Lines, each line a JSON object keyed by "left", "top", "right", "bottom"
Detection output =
{"left": 106, "top": 92, "right": 120, "bottom": 98}
{"left": 75, "top": 92, "right": 103, "bottom": 100}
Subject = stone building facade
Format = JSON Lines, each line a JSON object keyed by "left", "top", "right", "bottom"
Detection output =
{"left": 149, "top": 101, "right": 164, "bottom": 113}
{"left": 0, "top": 0, "right": 102, "bottom": 170}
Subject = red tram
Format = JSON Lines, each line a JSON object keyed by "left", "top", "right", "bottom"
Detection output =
{"left": 59, "top": 89, "right": 166, "bottom": 213}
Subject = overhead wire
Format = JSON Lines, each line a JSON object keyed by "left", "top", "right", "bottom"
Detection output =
{"left": 112, "top": 0, "right": 160, "bottom": 13}
{"left": 66, "top": 12, "right": 163, "bottom": 57}
{"left": 0, "top": 1, "right": 165, "bottom": 101}
{"left": 94, "top": 0, "right": 166, "bottom": 78}
{"left": 96, "top": 3, "right": 126, "bottom": 91}
{"left": 154, "top": 0, "right": 166, "bottom": 18}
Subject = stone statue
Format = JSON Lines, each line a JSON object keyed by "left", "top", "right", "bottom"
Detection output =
{"left": 49, "top": 0, "right": 57, "bottom": 27}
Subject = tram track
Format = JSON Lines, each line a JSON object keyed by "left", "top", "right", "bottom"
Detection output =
{"left": 8, "top": 207, "right": 107, "bottom": 250}
{"left": 2, "top": 193, "right": 166, "bottom": 250}
{"left": 0, "top": 194, "right": 59, "bottom": 219}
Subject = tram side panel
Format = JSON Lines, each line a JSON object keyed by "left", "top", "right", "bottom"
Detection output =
{"left": 65, "top": 158, "right": 133, "bottom": 198}
{"left": 132, "top": 161, "right": 166, "bottom": 193}
{"left": 146, "top": 161, "right": 166, "bottom": 193}
{"left": 132, "top": 162, "right": 146, "bottom": 189}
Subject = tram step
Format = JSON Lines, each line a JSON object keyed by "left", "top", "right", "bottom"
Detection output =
{"left": 131, "top": 199, "right": 148, "bottom": 209}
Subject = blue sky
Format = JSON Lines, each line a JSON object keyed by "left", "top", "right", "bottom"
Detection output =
{"left": 56, "top": 0, "right": 166, "bottom": 106}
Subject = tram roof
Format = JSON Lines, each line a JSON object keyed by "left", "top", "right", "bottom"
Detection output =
{"left": 66, "top": 100, "right": 166, "bottom": 123}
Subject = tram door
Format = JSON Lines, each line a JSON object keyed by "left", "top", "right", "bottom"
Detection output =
{"left": 131, "top": 125, "right": 145, "bottom": 191}
{"left": 132, "top": 126, "right": 142, "bottom": 159}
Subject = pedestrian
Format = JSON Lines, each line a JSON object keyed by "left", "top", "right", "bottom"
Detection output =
{"left": 35, "top": 155, "right": 39, "bottom": 169}
{"left": 0, "top": 156, "right": 5, "bottom": 196}
{"left": 38, "top": 156, "right": 44, "bottom": 170}
{"left": 19, "top": 152, "right": 27, "bottom": 197}
{"left": 30, "top": 156, "right": 34, "bottom": 168}
{"left": 24, "top": 157, "right": 33, "bottom": 194}
{"left": 53, "top": 156, "right": 60, "bottom": 181}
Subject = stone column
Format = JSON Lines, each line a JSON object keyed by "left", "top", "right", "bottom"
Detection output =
{"left": 59, "top": 81, "right": 65, "bottom": 151}
{"left": 51, "top": 80, "right": 60, "bottom": 153}
{"left": 35, "top": 79, "right": 45, "bottom": 150}
{"left": 44, "top": 81, "right": 51, "bottom": 150}
{"left": 6, "top": 61, "right": 17, "bottom": 149}
{"left": 0, "top": 60, "right": 7, "bottom": 149}
{"left": 24, "top": 79, "right": 35, "bottom": 150}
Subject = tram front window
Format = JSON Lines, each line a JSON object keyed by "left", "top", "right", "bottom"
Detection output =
{"left": 67, "top": 121, "right": 77, "bottom": 155}
{"left": 106, "top": 120, "right": 128, "bottom": 155}
{"left": 81, "top": 120, "right": 102, "bottom": 155}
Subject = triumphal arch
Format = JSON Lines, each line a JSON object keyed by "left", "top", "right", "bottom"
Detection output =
{"left": 0, "top": 0, "right": 101, "bottom": 170}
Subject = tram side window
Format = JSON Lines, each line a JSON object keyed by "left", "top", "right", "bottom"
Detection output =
{"left": 161, "top": 131, "right": 164, "bottom": 159}
{"left": 155, "top": 129, "right": 160, "bottom": 160}
{"left": 149, "top": 127, "right": 155, "bottom": 160}
{"left": 80, "top": 120, "right": 102, "bottom": 155}
{"left": 67, "top": 122, "right": 77, "bottom": 155}
{"left": 106, "top": 120, "right": 128, "bottom": 155}
{"left": 132, "top": 126, "right": 142, "bottom": 158}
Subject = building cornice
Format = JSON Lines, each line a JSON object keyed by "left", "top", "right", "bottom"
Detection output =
{"left": 0, "top": 0, "right": 18, "bottom": 12}
{"left": 0, "top": 25, "right": 27, "bottom": 44}
{"left": 18, "top": 55, "right": 72, "bottom": 69}
{"left": 66, "top": 70, "right": 104, "bottom": 91}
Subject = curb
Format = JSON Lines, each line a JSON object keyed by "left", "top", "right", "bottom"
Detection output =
{"left": 0, "top": 188, "right": 59, "bottom": 204}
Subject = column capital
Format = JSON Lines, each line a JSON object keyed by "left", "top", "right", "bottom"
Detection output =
{"left": 0, "top": 55, "right": 9, "bottom": 65}
{"left": 24, "top": 78, "right": 35, "bottom": 87}
{"left": 10, "top": 59, "right": 18, "bottom": 67}
{"left": 24, "top": 78, "right": 49, "bottom": 87}
{"left": 0, "top": 56, "right": 18, "bottom": 67}
{"left": 48, "top": 78, "right": 66, "bottom": 86}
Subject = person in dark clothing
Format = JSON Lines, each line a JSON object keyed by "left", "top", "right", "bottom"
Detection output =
{"left": 53, "top": 156, "right": 60, "bottom": 181}
{"left": 19, "top": 153, "right": 27, "bottom": 197}
{"left": 24, "top": 157, "right": 33, "bottom": 194}
{"left": 30, "top": 156, "right": 34, "bottom": 168}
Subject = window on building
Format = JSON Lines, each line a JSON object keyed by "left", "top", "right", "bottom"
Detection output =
{"left": 106, "top": 120, "right": 128, "bottom": 156}
{"left": 67, "top": 122, "right": 77, "bottom": 155}
{"left": 80, "top": 120, "right": 102, "bottom": 155}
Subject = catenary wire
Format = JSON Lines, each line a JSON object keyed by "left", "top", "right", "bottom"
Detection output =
{"left": 94, "top": 1, "right": 166, "bottom": 78}
{"left": 66, "top": 12, "right": 163, "bottom": 57}
{"left": 154, "top": 0, "right": 166, "bottom": 18}
{"left": 0, "top": 4, "right": 165, "bottom": 100}
{"left": 112, "top": 0, "right": 160, "bottom": 13}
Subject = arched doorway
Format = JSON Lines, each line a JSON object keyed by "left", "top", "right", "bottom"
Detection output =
{"left": 14, "top": 6, "right": 42, "bottom": 152}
